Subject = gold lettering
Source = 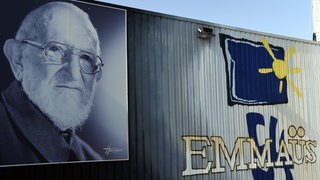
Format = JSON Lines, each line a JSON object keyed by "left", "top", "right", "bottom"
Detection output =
{"left": 247, "top": 138, "right": 273, "bottom": 169}
{"left": 211, "top": 136, "right": 247, "bottom": 173}
{"left": 182, "top": 136, "right": 212, "bottom": 176}
{"left": 305, "top": 140, "right": 317, "bottom": 163}
{"left": 275, "top": 139, "right": 293, "bottom": 166}
{"left": 288, "top": 139, "right": 304, "bottom": 164}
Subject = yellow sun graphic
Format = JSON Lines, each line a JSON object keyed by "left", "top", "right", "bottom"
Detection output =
{"left": 258, "top": 37, "right": 302, "bottom": 97}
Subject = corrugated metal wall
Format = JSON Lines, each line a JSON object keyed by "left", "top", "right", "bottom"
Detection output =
{"left": 1, "top": 2, "right": 320, "bottom": 179}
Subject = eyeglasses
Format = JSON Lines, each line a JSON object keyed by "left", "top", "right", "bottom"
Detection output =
{"left": 21, "top": 40, "right": 104, "bottom": 74}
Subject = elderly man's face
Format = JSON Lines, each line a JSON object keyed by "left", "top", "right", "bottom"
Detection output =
{"left": 21, "top": 11, "right": 100, "bottom": 130}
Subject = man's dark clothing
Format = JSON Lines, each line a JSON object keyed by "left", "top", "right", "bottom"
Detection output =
{"left": 0, "top": 80, "right": 102, "bottom": 166}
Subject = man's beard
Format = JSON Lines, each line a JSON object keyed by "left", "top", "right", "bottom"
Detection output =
{"left": 21, "top": 73, "right": 96, "bottom": 131}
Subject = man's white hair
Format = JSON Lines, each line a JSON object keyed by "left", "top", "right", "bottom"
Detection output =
{"left": 15, "top": 1, "right": 101, "bottom": 54}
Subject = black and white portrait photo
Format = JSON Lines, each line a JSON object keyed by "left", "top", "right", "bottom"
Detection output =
{"left": 0, "top": 0, "right": 128, "bottom": 166}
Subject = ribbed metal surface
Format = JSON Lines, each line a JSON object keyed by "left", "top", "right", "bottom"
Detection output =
{"left": 1, "top": 1, "right": 320, "bottom": 179}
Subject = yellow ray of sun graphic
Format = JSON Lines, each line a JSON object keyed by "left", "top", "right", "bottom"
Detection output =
{"left": 258, "top": 37, "right": 302, "bottom": 97}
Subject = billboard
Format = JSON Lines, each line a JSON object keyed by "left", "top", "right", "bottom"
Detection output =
{"left": 0, "top": 0, "right": 128, "bottom": 166}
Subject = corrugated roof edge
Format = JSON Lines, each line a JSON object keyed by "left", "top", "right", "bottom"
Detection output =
{"left": 77, "top": 0, "right": 318, "bottom": 45}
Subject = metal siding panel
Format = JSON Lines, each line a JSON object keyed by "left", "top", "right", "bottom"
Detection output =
{"left": 127, "top": 11, "right": 138, "bottom": 180}
{"left": 133, "top": 12, "right": 144, "bottom": 180}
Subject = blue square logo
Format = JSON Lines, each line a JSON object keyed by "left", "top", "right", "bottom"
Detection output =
{"left": 219, "top": 34, "right": 301, "bottom": 106}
